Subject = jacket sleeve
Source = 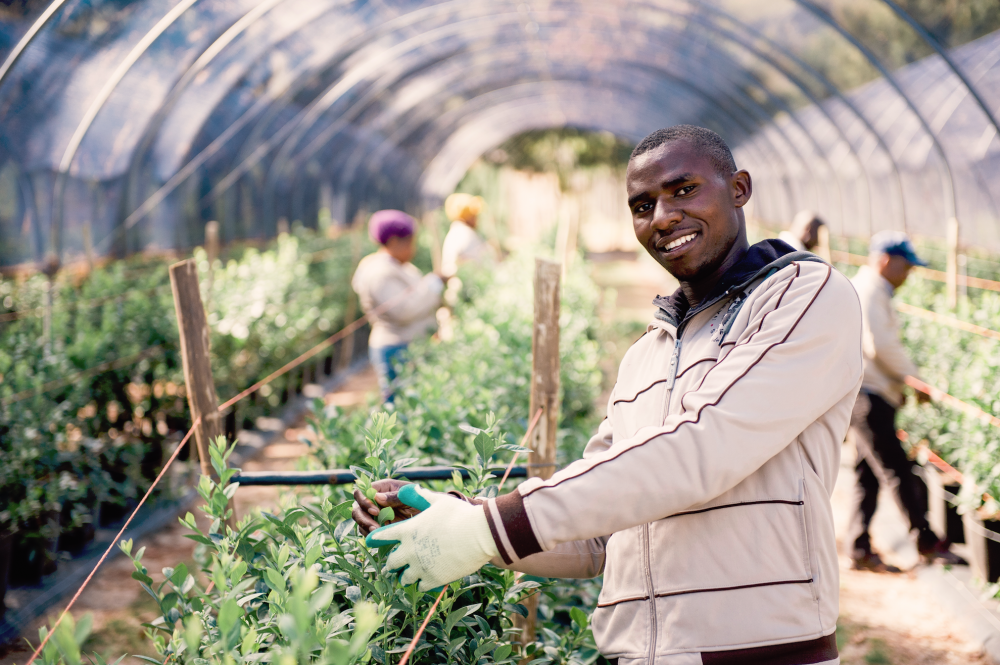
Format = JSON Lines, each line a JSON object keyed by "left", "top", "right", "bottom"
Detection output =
{"left": 486, "top": 396, "right": 617, "bottom": 576}
{"left": 482, "top": 263, "right": 863, "bottom": 561}
{"left": 863, "top": 292, "right": 919, "bottom": 381}
{"left": 489, "top": 537, "right": 607, "bottom": 578}
{"left": 372, "top": 273, "right": 443, "bottom": 327}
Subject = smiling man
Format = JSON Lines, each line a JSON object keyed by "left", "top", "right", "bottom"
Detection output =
{"left": 356, "top": 125, "right": 863, "bottom": 665}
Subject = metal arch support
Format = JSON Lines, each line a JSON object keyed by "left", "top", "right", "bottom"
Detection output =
{"left": 686, "top": 7, "right": 870, "bottom": 236}
{"left": 311, "top": 3, "right": 865, "bottom": 235}
{"left": 108, "top": 0, "right": 814, "bottom": 239}
{"left": 277, "top": 54, "right": 807, "bottom": 227}
{"left": 121, "top": 0, "right": 806, "bottom": 234}
{"left": 696, "top": 3, "right": 907, "bottom": 237}
{"left": 121, "top": 0, "right": 287, "bottom": 241}
{"left": 258, "top": 10, "right": 830, "bottom": 223}
{"left": 51, "top": 0, "right": 202, "bottom": 260}
{"left": 55, "top": 0, "right": 973, "bottom": 252}
{"left": 794, "top": 0, "right": 957, "bottom": 225}
{"left": 0, "top": 0, "right": 71, "bottom": 91}
{"left": 345, "top": 64, "right": 807, "bottom": 228}
{"left": 108, "top": 0, "right": 479, "bottom": 247}
{"left": 335, "top": 72, "right": 786, "bottom": 210}
{"left": 276, "top": 28, "right": 808, "bottom": 210}
{"left": 880, "top": 0, "right": 1000, "bottom": 149}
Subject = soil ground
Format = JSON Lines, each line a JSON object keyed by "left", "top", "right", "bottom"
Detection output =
{"left": 2, "top": 264, "right": 993, "bottom": 664}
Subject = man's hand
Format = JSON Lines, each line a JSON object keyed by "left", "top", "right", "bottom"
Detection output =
{"left": 352, "top": 479, "right": 422, "bottom": 533}
{"left": 366, "top": 485, "right": 498, "bottom": 592}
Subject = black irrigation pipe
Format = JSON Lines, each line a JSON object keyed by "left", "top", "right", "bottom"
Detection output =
{"left": 232, "top": 465, "right": 532, "bottom": 486}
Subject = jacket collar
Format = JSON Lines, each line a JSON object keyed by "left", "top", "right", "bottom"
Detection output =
{"left": 652, "top": 239, "right": 823, "bottom": 328}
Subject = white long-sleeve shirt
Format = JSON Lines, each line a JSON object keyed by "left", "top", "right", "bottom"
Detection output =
{"left": 351, "top": 252, "right": 443, "bottom": 348}
{"left": 851, "top": 264, "right": 919, "bottom": 406}
{"left": 440, "top": 221, "right": 493, "bottom": 277}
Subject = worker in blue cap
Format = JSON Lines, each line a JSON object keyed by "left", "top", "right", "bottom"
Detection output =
{"left": 847, "top": 231, "right": 965, "bottom": 572}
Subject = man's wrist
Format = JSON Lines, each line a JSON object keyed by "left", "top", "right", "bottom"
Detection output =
{"left": 483, "top": 491, "right": 544, "bottom": 565}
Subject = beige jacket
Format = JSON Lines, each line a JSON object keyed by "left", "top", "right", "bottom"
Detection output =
{"left": 351, "top": 252, "right": 443, "bottom": 348}
{"left": 851, "top": 265, "right": 919, "bottom": 407}
{"left": 486, "top": 242, "right": 862, "bottom": 664}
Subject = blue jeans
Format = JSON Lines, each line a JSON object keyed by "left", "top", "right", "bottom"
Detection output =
{"left": 369, "top": 344, "right": 409, "bottom": 401}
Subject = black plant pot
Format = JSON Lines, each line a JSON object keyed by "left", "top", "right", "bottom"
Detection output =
{"left": 57, "top": 523, "right": 95, "bottom": 557}
{"left": 99, "top": 501, "right": 129, "bottom": 528}
{"left": 925, "top": 463, "right": 965, "bottom": 544}
{"left": 962, "top": 512, "right": 1000, "bottom": 583}
{"left": 8, "top": 531, "right": 56, "bottom": 587}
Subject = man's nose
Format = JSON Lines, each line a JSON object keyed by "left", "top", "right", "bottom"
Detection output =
{"left": 651, "top": 199, "right": 682, "bottom": 229}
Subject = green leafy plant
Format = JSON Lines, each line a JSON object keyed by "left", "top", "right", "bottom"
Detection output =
{"left": 0, "top": 227, "right": 368, "bottom": 583}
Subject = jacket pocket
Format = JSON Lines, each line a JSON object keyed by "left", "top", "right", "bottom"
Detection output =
{"left": 593, "top": 528, "right": 650, "bottom": 659}
{"left": 648, "top": 499, "right": 813, "bottom": 597}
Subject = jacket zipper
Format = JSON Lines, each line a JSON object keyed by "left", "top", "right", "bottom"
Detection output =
{"left": 665, "top": 335, "right": 682, "bottom": 391}
{"left": 642, "top": 523, "right": 657, "bottom": 664}
{"left": 662, "top": 331, "right": 683, "bottom": 421}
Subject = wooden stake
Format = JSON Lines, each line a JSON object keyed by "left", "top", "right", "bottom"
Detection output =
{"left": 339, "top": 225, "right": 364, "bottom": 372}
{"left": 528, "top": 258, "right": 561, "bottom": 478}
{"left": 169, "top": 259, "right": 222, "bottom": 478}
{"left": 515, "top": 258, "right": 561, "bottom": 657}
{"left": 204, "top": 220, "right": 220, "bottom": 306}
{"left": 424, "top": 210, "right": 442, "bottom": 274}
{"left": 815, "top": 224, "right": 831, "bottom": 264}
{"left": 946, "top": 216, "right": 959, "bottom": 310}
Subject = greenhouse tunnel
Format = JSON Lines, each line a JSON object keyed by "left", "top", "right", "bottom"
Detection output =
{"left": 1, "top": 0, "right": 1000, "bottom": 268}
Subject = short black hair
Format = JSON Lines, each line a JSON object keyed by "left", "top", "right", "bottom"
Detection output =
{"left": 630, "top": 125, "right": 737, "bottom": 176}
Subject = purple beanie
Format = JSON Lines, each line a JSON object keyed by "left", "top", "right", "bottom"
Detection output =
{"left": 369, "top": 209, "right": 415, "bottom": 245}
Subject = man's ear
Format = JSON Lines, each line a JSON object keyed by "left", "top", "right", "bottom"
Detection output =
{"left": 732, "top": 170, "right": 752, "bottom": 208}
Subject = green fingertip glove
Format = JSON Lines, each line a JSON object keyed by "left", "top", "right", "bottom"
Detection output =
{"left": 365, "top": 484, "right": 498, "bottom": 592}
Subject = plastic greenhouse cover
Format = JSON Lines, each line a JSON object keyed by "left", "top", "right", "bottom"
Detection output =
{"left": 0, "top": 0, "right": 998, "bottom": 265}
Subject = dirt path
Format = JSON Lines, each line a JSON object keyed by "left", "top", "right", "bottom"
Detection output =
{"left": 831, "top": 428, "right": 988, "bottom": 663}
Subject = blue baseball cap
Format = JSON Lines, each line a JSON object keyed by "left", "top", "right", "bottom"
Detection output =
{"left": 868, "top": 231, "right": 927, "bottom": 267}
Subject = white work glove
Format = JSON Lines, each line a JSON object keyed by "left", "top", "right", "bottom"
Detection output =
{"left": 365, "top": 484, "right": 498, "bottom": 592}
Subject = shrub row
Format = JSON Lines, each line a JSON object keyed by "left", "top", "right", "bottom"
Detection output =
{"left": 0, "top": 227, "right": 371, "bottom": 588}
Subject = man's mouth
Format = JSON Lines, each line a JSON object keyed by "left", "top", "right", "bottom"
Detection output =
{"left": 659, "top": 232, "right": 698, "bottom": 254}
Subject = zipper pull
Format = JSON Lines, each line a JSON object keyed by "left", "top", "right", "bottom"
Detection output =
{"left": 665, "top": 335, "right": 682, "bottom": 390}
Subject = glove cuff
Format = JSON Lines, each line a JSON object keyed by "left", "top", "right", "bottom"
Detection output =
{"left": 483, "top": 491, "right": 544, "bottom": 565}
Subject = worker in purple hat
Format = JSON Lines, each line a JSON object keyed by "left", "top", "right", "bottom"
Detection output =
{"left": 847, "top": 230, "right": 965, "bottom": 571}
{"left": 351, "top": 210, "right": 443, "bottom": 400}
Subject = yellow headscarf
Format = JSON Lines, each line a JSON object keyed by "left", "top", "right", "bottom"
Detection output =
{"left": 444, "top": 193, "right": 484, "bottom": 223}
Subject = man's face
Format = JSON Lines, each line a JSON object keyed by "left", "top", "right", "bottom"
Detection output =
{"left": 627, "top": 141, "right": 750, "bottom": 281}
{"left": 879, "top": 254, "right": 913, "bottom": 289}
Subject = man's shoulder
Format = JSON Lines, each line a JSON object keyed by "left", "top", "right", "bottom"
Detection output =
{"left": 761, "top": 258, "right": 852, "bottom": 296}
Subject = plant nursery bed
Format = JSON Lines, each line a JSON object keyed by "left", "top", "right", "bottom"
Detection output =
{"left": 0, "top": 488, "right": 197, "bottom": 646}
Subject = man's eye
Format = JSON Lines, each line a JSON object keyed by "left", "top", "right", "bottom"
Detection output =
{"left": 634, "top": 202, "right": 652, "bottom": 213}
{"left": 677, "top": 185, "right": 696, "bottom": 196}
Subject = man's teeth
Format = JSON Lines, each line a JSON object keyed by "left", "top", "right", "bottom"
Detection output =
{"left": 665, "top": 233, "right": 697, "bottom": 250}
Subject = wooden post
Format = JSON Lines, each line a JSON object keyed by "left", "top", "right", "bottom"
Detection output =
{"left": 339, "top": 224, "right": 364, "bottom": 372}
{"left": 515, "top": 258, "right": 561, "bottom": 657}
{"left": 815, "top": 224, "right": 832, "bottom": 264}
{"left": 946, "top": 216, "right": 959, "bottom": 310}
{"left": 555, "top": 195, "right": 580, "bottom": 276}
{"left": 528, "top": 258, "right": 561, "bottom": 478}
{"left": 424, "top": 209, "right": 443, "bottom": 274}
{"left": 82, "top": 221, "right": 95, "bottom": 273}
{"left": 169, "top": 259, "right": 222, "bottom": 478}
